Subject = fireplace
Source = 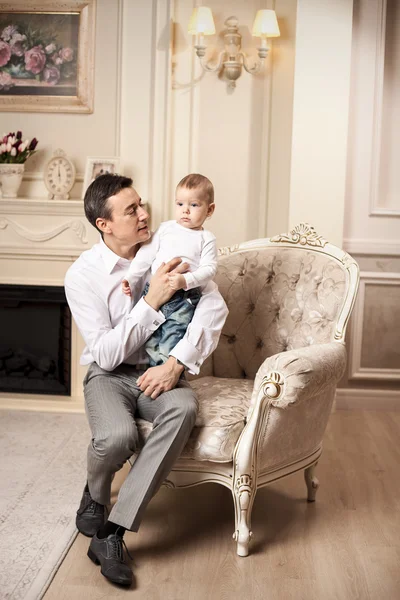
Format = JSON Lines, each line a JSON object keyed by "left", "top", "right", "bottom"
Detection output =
{"left": 0, "top": 285, "right": 71, "bottom": 395}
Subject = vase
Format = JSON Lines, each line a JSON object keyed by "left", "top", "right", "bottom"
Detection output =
{"left": 0, "top": 163, "right": 25, "bottom": 198}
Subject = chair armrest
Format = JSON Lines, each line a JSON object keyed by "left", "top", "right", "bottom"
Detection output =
{"left": 249, "top": 342, "right": 347, "bottom": 414}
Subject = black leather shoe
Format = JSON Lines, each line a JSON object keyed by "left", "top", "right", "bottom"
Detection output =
{"left": 88, "top": 532, "right": 133, "bottom": 586}
{"left": 76, "top": 488, "right": 105, "bottom": 537}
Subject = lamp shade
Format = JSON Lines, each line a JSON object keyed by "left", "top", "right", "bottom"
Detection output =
{"left": 252, "top": 9, "right": 280, "bottom": 38}
{"left": 188, "top": 7, "right": 216, "bottom": 35}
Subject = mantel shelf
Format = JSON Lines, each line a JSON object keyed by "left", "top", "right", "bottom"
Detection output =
{"left": 0, "top": 197, "right": 85, "bottom": 216}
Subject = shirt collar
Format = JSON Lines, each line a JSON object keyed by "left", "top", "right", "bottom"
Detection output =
{"left": 99, "top": 237, "right": 130, "bottom": 274}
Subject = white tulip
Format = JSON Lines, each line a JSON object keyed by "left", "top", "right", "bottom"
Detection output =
{"left": 6, "top": 142, "right": 11, "bottom": 152}
{"left": 11, "top": 147, "right": 16, "bottom": 157}
{"left": 18, "top": 143, "right": 24, "bottom": 152}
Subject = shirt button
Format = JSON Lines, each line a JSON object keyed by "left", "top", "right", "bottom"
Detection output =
{"left": 153, "top": 320, "right": 160, "bottom": 326}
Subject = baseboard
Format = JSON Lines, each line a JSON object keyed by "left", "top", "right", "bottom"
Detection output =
{"left": 335, "top": 388, "right": 400, "bottom": 410}
{"left": 0, "top": 392, "right": 85, "bottom": 413}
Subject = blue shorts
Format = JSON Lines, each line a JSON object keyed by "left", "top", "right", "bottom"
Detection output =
{"left": 143, "top": 282, "right": 201, "bottom": 366}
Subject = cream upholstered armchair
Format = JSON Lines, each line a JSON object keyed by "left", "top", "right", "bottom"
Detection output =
{"left": 135, "top": 224, "right": 359, "bottom": 557}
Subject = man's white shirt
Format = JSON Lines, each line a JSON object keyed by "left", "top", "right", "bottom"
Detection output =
{"left": 64, "top": 237, "right": 228, "bottom": 374}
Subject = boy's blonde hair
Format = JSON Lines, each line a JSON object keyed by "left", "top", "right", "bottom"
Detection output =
{"left": 176, "top": 173, "right": 214, "bottom": 205}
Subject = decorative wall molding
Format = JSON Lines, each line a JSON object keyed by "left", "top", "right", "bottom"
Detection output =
{"left": 368, "top": 0, "right": 388, "bottom": 216}
{"left": 335, "top": 388, "right": 400, "bottom": 410}
{"left": 344, "top": 238, "right": 400, "bottom": 256}
{"left": 365, "top": 0, "right": 400, "bottom": 218}
{"left": 148, "top": 0, "right": 174, "bottom": 224}
{"left": 349, "top": 271, "right": 400, "bottom": 381}
{"left": 114, "top": 0, "right": 123, "bottom": 157}
{"left": 0, "top": 217, "right": 88, "bottom": 244}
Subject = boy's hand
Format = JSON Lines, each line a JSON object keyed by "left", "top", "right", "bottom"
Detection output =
{"left": 144, "top": 258, "right": 189, "bottom": 310}
{"left": 168, "top": 273, "right": 186, "bottom": 291}
{"left": 136, "top": 357, "right": 184, "bottom": 399}
{"left": 122, "top": 279, "right": 132, "bottom": 297}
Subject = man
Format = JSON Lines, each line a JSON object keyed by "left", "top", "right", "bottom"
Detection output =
{"left": 64, "top": 174, "right": 228, "bottom": 586}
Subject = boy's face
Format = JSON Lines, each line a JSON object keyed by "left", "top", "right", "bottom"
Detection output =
{"left": 175, "top": 186, "right": 215, "bottom": 230}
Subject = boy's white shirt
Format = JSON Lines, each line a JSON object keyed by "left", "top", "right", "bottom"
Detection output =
{"left": 125, "top": 220, "right": 218, "bottom": 291}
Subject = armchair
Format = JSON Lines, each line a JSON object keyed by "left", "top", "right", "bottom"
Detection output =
{"left": 135, "top": 223, "right": 359, "bottom": 556}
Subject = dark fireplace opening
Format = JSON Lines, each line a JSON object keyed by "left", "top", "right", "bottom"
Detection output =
{"left": 0, "top": 285, "right": 71, "bottom": 396}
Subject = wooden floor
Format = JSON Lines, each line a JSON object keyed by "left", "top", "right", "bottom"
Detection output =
{"left": 45, "top": 411, "right": 400, "bottom": 600}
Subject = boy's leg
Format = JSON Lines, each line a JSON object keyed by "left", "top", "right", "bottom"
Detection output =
{"left": 108, "top": 377, "right": 198, "bottom": 530}
{"left": 146, "top": 295, "right": 198, "bottom": 365}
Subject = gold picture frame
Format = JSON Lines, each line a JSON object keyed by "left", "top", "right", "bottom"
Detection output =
{"left": 0, "top": 0, "right": 96, "bottom": 113}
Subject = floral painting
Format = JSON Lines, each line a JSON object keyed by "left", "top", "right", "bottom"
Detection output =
{"left": 0, "top": 12, "right": 79, "bottom": 96}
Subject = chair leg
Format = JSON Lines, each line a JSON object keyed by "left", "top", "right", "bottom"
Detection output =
{"left": 304, "top": 462, "right": 319, "bottom": 502}
{"left": 232, "top": 474, "right": 255, "bottom": 557}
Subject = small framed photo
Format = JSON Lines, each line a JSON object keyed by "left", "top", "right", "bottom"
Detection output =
{"left": 82, "top": 157, "right": 120, "bottom": 198}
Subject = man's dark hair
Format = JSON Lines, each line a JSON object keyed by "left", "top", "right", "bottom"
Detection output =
{"left": 84, "top": 173, "right": 133, "bottom": 232}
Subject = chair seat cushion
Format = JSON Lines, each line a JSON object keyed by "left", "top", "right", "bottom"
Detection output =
{"left": 136, "top": 376, "right": 253, "bottom": 462}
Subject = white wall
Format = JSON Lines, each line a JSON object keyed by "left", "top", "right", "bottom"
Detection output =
{"left": 287, "top": 0, "right": 354, "bottom": 246}
{"left": 0, "top": 0, "right": 355, "bottom": 248}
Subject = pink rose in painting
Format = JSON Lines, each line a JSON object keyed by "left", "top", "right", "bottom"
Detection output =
{"left": 50, "top": 52, "right": 63, "bottom": 66}
{"left": 43, "top": 66, "right": 60, "bottom": 85}
{"left": 24, "top": 45, "right": 46, "bottom": 75}
{"left": 0, "top": 41, "right": 11, "bottom": 67}
{"left": 59, "top": 47, "right": 74, "bottom": 62}
{"left": 45, "top": 43, "right": 56, "bottom": 54}
{"left": 0, "top": 71, "right": 13, "bottom": 90}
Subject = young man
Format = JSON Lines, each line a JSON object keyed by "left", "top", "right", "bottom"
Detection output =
{"left": 64, "top": 174, "right": 228, "bottom": 587}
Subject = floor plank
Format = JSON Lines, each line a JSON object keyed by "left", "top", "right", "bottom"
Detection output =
{"left": 45, "top": 411, "right": 400, "bottom": 600}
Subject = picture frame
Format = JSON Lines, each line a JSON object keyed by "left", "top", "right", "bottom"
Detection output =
{"left": 82, "top": 157, "right": 120, "bottom": 198}
{"left": 0, "top": 0, "right": 96, "bottom": 113}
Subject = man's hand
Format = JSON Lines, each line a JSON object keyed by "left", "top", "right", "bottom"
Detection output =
{"left": 168, "top": 273, "right": 186, "bottom": 291}
{"left": 144, "top": 258, "right": 189, "bottom": 311}
{"left": 136, "top": 357, "right": 184, "bottom": 399}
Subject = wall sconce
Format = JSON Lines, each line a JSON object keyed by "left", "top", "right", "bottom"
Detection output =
{"left": 188, "top": 7, "right": 280, "bottom": 88}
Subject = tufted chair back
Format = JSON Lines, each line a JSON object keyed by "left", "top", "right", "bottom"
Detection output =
{"left": 212, "top": 245, "right": 348, "bottom": 380}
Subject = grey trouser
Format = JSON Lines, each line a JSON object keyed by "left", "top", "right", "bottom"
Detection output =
{"left": 83, "top": 362, "right": 198, "bottom": 531}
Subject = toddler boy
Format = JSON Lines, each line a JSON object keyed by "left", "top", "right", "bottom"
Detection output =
{"left": 122, "top": 173, "right": 217, "bottom": 368}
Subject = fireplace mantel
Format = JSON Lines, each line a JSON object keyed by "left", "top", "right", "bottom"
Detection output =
{"left": 0, "top": 196, "right": 98, "bottom": 412}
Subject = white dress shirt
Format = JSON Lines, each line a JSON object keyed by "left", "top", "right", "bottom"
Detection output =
{"left": 64, "top": 237, "right": 228, "bottom": 374}
{"left": 125, "top": 221, "right": 218, "bottom": 291}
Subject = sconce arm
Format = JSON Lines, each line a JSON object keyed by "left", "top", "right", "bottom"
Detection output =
{"left": 241, "top": 50, "right": 266, "bottom": 75}
{"left": 196, "top": 48, "right": 226, "bottom": 73}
